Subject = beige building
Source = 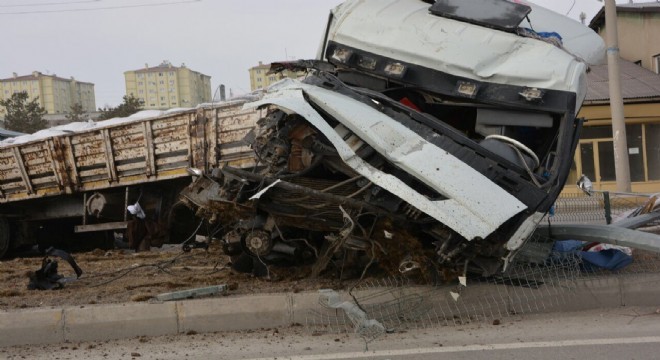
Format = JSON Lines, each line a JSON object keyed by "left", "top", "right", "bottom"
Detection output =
{"left": 563, "top": 2, "right": 660, "bottom": 194}
{"left": 590, "top": 3, "right": 660, "bottom": 73}
{"left": 566, "top": 60, "right": 660, "bottom": 194}
{"left": 0, "top": 71, "right": 96, "bottom": 119}
{"left": 248, "top": 61, "right": 306, "bottom": 91}
{"left": 124, "top": 61, "right": 212, "bottom": 110}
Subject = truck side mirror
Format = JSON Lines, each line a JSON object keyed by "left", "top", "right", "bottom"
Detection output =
{"left": 577, "top": 174, "right": 593, "bottom": 196}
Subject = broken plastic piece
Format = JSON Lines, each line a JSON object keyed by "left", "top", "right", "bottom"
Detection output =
{"left": 249, "top": 179, "right": 282, "bottom": 200}
{"left": 459, "top": 276, "right": 467, "bottom": 287}
{"left": 127, "top": 202, "right": 146, "bottom": 219}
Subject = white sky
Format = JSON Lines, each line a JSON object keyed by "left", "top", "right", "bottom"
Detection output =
{"left": 0, "top": 0, "right": 653, "bottom": 108}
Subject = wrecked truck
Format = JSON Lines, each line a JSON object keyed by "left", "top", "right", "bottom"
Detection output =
{"left": 180, "top": 0, "right": 606, "bottom": 278}
{"left": 0, "top": 100, "right": 263, "bottom": 257}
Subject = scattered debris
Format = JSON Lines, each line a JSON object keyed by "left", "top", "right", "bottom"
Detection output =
{"left": 155, "top": 284, "right": 233, "bottom": 302}
{"left": 27, "top": 247, "right": 83, "bottom": 290}
{"left": 318, "top": 289, "right": 385, "bottom": 344}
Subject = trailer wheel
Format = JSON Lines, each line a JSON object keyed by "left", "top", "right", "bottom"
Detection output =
{"left": 0, "top": 218, "right": 10, "bottom": 258}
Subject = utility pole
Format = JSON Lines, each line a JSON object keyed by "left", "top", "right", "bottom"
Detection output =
{"left": 604, "top": 0, "right": 632, "bottom": 192}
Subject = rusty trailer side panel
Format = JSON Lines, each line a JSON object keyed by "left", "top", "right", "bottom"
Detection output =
{"left": 0, "top": 102, "right": 262, "bottom": 204}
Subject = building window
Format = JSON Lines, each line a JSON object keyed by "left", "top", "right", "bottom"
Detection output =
{"left": 138, "top": 81, "right": 144, "bottom": 86}
{"left": 159, "top": 80, "right": 164, "bottom": 85}
{"left": 646, "top": 123, "right": 660, "bottom": 180}
{"left": 138, "top": 89, "right": 144, "bottom": 94}
{"left": 169, "top": 72, "right": 174, "bottom": 76}
{"left": 654, "top": 54, "right": 660, "bottom": 74}
{"left": 159, "top": 73, "right": 163, "bottom": 77}
{"left": 579, "top": 124, "right": 648, "bottom": 184}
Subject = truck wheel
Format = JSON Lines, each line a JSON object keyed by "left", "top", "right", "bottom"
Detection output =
{"left": 0, "top": 218, "right": 10, "bottom": 258}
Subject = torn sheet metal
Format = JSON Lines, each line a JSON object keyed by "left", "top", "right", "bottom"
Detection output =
{"left": 246, "top": 83, "right": 525, "bottom": 241}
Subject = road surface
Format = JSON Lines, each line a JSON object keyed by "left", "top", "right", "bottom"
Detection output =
{"left": 4, "top": 306, "right": 660, "bottom": 359}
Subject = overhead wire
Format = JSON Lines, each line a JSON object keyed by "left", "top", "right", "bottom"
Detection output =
{"left": 0, "top": 0, "right": 101, "bottom": 7}
{"left": 0, "top": 0, "right": 201, "bottom": 15}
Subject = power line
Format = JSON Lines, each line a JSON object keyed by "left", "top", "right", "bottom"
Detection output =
{"left": 0, "top": 0, "right": 101, "bottom": 8}
{"left": 0, "top": 0, "right": 201, "bottom": 15}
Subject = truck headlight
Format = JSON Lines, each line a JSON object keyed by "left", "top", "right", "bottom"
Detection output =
{"left": 331, "top": 48, "right": 353, "bottom": 63}
{"left": 384, "top": 62, "right": 406, "bottom": 78}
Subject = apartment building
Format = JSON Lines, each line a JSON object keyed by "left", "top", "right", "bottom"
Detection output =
{"left": 0, "top": 71, "right": 96, "bottom": 118}
{"left": 124, "top": 61, "right": 212, "bottom": 110}
{"left": 590, "top": 2, "right": 660, "bottom": 73}
{"left": 248, "top": 61, "right": 306, "bottom": 91}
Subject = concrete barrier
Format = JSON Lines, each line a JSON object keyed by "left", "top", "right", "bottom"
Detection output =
{"left": 64, "top": 302, "right": 178, "bottom": 342}
{"left": 1, "top": 274, "right": 659, "bottom": 347}
{"left": 176, "top": 294, "right": 290, "bottom": 333}
{"left": 0, "top": 308, "right": 64, "bottom": 347}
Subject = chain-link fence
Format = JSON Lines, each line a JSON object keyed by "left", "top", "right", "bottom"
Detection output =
{"left": 307, "top": 193, "right": 660, "bottom": 341}
{"left": 545, "top": 192, "right": 654, "bottom": 225}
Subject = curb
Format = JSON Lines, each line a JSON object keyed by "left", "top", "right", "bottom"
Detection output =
{"left": 1, "top": 274, "right": 660, "bottom": 347}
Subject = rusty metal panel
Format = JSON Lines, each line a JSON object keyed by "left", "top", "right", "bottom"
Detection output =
{"left": 31, "top": 176, "right": 58, "bottom": 186}
{"left": 74, "top": 154, "right": 107, "bottom": 168}
{"left": 111, "top": 133, "right": 145, "bottom": 148}
{"left": 0, "top": 168, "right": 21, "bottom": 179}
{"left": 153, "top": 133, "right": 188, "bottom": 144}
{"left": 79, "top": 167, "right": 108, "bottom": 177}
{"left": 116, "top": 162, "right": 148, "bottom": 173}
{"left": 189, "top": 111, "right": 207, "bottom": 171}
{"left": 151, "top": 117, "right": 188, "bottom": 130}
{"left": 144, "top": 122, "right": 156, "bottom": 177}
{"left": 101, "top": 129, "right": 117, "bottom": 183}
{"left": 155, "top": 155, "right": 189, "bottom": 167}
{"left": 154, "top": 141, "right": 188, "bottom": 155}
{"left": 11, "top": 147, "right": 33, "bottom": 194}
{"left": 212, "top": 106, "right": 262, "bottom": 168}
{"left": 0, "top": 153, "right": 18, "bottom": 171}
{"left": 112, "top": 147, "right": 146, "bottom": 161}
{"left": 0, "top": 102, "right": 260, "bottom": 204}
{"left": 72, "top": 134, "right": 105, "bottom": 157}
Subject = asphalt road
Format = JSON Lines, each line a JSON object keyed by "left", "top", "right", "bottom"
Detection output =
{"left": 4, "top": 306, "right": 660, "bottom": 359}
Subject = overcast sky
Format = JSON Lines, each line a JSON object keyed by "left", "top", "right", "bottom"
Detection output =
{"left": 0, "top": 0, "right": 652, "bottom": 108}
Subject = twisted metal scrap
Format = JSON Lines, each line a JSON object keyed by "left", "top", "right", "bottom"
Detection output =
{"left": 318, "top": 289, "right": 385, "bottom": 342}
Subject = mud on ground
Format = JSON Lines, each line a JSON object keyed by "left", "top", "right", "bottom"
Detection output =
{"left": 0, "top": 242, "right": 344, "bottom": 310}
